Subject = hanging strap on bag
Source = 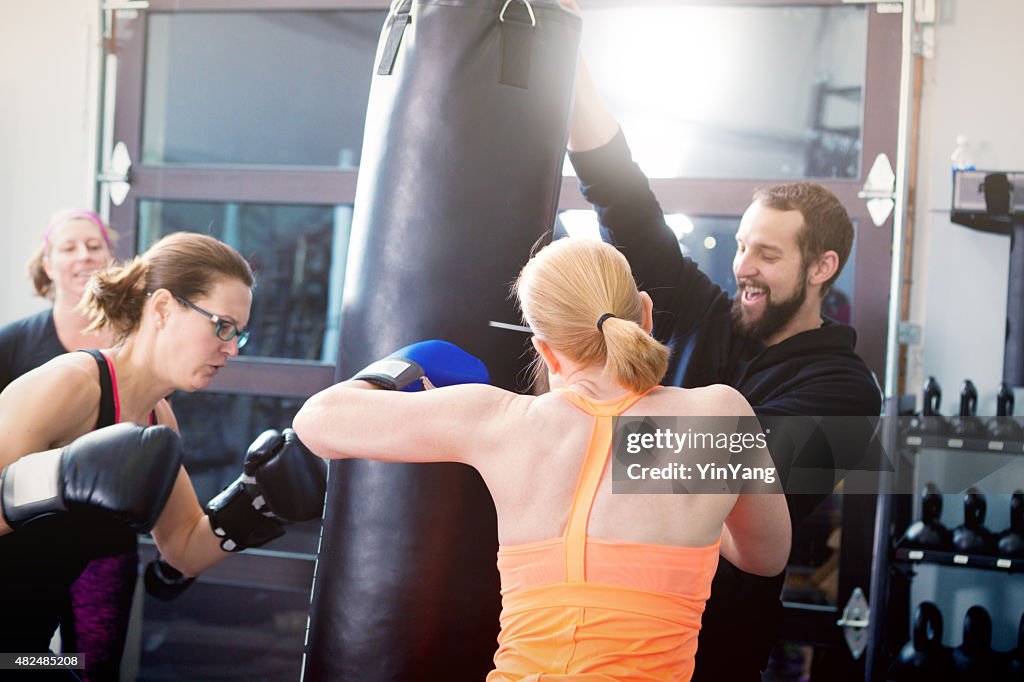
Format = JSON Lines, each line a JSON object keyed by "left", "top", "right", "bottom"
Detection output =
{"left": 499, "top": 0, "right": 536, "bottom": 88}
{"left": 377, "top": 0, "right": 414, "bottom": 75}
{"left": 379, "top": 0, "right": 539, "bottom": 89}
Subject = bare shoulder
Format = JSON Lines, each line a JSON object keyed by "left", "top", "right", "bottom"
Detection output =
{"left": 468, "top": 389, "right": 581, "bottom": 474}
{"left": 454, "top": 383, "right": 537, "bottom": 435}
{"left": 519, "top": 389, "right": 581, "bottom": 425}
{"left": 636, "top": 384, "right": 752, "bottom": 417}
{"left": 461, "top": 387, "right": 561, "bottom": 454}
{"left": 0, "top": 352, "right": 101, "bottom": 453}
{"left": 432, "top": 382, "right": 523, "bottom": 414}
{"left": 2, "top": 352, "right": 100, "bottom": 408}
{"left": 692, "top": 384, "right": 754, "bottom": 416}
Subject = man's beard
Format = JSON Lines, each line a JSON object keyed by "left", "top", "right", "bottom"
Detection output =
{"left": 731, "top": 275, "right": 808, "bottom": 341}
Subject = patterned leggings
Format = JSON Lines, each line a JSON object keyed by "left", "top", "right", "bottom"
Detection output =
{"left": 61, "top": 549, "right": 138, "bottom": 682}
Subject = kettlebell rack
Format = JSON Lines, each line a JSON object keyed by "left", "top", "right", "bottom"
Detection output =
{"left": 867, "top": 406, "right": 1024, "bottom": 680}
{"left": 893, "top": 547, "right": 1023, "bottom": 573}
{"left": 894, "top": 431, "right": 1023, "bottom": 573}
{"left": 903, "top": 432, "right": 1024, "bottom": 455}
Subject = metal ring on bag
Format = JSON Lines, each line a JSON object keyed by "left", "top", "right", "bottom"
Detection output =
{"left": 499, "top": 0, "right": 536, "bottom": 27}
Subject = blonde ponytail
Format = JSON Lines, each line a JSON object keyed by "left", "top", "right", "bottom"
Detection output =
{"left": 600, "top": 315, "right": 669, "bottom": 393}
{"left": 515, "top": 237, "right": 669, "bottom": 393}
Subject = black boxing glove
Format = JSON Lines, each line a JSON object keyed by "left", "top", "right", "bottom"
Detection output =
{"left": 1, "top": 423, "right": 182, "bottom": 533}
{"left": 246, "top": 428, "right": 327, "bottom": 523}
{"left": 205, "top": 428, "right": 326, "bottom": 552}
{"left": 144, "top": 552, "right": 196, "bottom": 601}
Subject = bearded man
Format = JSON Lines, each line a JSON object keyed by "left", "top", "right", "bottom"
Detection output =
{"left": 566, "top": 59, "right": 882, "bottom": 681}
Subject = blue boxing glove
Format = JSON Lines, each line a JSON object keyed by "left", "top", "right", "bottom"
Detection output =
{"left": 353, "top": 340, "right": 489, "bottom": 391}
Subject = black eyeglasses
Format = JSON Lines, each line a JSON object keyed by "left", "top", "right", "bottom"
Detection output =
{"left": 173, "top": 294, "right": 250, "bottom": 349}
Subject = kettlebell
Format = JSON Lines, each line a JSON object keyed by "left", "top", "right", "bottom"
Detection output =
{"left": 952, "top": 489, "right": 996, "bottom": 555}
{"left": 952, "top": 606, "right": 1001, "bottom": 680}
{"left": 886, "top": 602, "right": 951, "bottom": 681}
{"left": 900, "top": 484, "right": 953, "bottom": 551}
{"left": 950, "top": 380, "right": 986, "bottom": 439}
{"left": 988, "top": 382, "right": 1024, "bottom": 442}
{"left": 908, "top": 376, "right": 949, "bottom": 436}
{"left": 1005, "top": 613, "right": 1023, "bottom": 680}
{"left": 997, "top": 491, "right": 1024, "bottom": 558}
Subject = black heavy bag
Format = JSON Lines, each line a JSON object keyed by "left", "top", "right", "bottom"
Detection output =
{"left": 303, "top": 2, "right": 581, "bottom": 680}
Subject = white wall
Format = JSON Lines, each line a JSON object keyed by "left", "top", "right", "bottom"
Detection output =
{"left": 907, "top": 0, "right": 1024, "bottom": 415}
{"left": 0, "top": 1, "right": 101, "bottom": 323}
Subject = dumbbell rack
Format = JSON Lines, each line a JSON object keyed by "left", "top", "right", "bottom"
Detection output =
{"left": 893, "top": 547, "right": 1023, "bottom": 573}
{"left": 866, "top": 415, "right": 1024, "bottom": 680}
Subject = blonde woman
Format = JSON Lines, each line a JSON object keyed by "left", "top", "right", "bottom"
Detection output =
{"left": 0, "top": 210, "right": 117, "bottom": 390}
{"left": 295, "top": 237, "right": 790, "bottom": 681}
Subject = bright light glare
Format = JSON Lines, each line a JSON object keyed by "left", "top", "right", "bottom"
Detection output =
{"left": 559, "top": 210, "right": 603, "bottom": 241}
{"left": 582, "top": 7, "right": 738, "bottom": 177}
{"left": 665, "top": 213, "right": 694, "bottom": 239}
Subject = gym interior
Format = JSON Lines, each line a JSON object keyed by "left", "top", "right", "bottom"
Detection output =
{"left": 1, "top": 1, "right": 1022, "bottom": 680}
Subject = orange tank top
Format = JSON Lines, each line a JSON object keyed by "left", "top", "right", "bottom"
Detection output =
{"left": 488, "top": 389, "right": 721, "bottom": 682}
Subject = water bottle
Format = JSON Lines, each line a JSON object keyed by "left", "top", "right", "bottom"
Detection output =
{"left": 950, "top": 134, "right": 976, "bottom": 182}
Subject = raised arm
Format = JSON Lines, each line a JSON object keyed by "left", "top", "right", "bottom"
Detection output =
{"left": 566, "top": 54, "right": 619, "bottom": 154}
{"left": 0, "top": 360, "right": 321, "bottom": 576}
{"left": 146, "top": 404, "right": 228, "bottom": 576}
{"left": 154, "top": 405, "right": 326, "bottom": 575}
{"left": 295, "top": 381, "right": 514, "bottom": 466}
{"left": 561, "top": 3, "right": 729, "bottom": 340}
{"left": 294, "top": 340, "right": 507, "bottom": 467}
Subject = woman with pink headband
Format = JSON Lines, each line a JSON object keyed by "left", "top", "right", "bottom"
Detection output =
{"left": 0, "top": 209, "right": 124, "bottom": 680}
{"left": 0, "top": 210, "right": 116, "bottom": 390}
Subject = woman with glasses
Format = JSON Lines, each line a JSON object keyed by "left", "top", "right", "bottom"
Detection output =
{"left": 0, "top": 232, "right": 322, "bottom": 677}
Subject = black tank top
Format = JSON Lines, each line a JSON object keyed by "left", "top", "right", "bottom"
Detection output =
{"left": 80, "top": 349, "right": 157, "bottom": 428}
{"left": 0, "top": 350, "right": 151, "bottom": 651}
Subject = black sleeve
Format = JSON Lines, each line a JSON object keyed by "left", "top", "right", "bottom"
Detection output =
{"left": 568, "top": 130, "right": 730, "bottom": 343}
{"left": 753, "top": 372, "right": 882, "bottom": 527}
{"left": 0, "top": 321, "right": 20, "bottom": 393}
{"left": 752, "top": 371, "right": 882, "bottom": 420}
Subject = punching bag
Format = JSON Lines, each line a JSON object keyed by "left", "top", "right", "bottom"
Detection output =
{"left": 303, "top": 2, "right": 581, "bottom": 680}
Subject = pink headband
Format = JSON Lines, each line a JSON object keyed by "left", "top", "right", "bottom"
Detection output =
{"left": 43, "top": 210, "right": 113, "bottom": 251}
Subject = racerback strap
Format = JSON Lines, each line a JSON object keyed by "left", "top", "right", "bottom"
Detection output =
{"left": 78, "top": 349, "right": 157, "bottom": 428}
{"left": 557, "top": 388, "right": 652, "bottom": 583}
